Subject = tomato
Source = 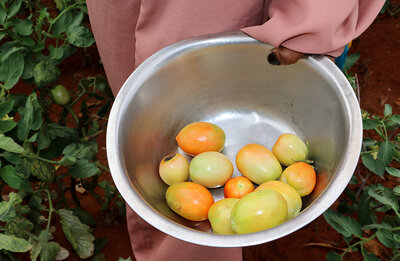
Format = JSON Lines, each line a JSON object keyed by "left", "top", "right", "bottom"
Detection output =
{"left": 189, "top": 151, "right": 233, "bottom": 188}
{"left": 208, "top": 198, "right": 239, "bottom": 234}
{"left": 280, "top": 162, "right": 316, "bottom": 197}
{"left": 51, "top": 84, "right": 71, "bottom": 105}
{"left": 236, "top": 143, "right": 282, "bottom": 185}
{"left": 224, "top": 176, "right": 254, "bottom": 199}
{"left": 175, "top": 122, "right": 225, "bottom": 156}
{"left": 255, "top": 180, "right": 302, "bottom": 219}
{"left": 230, "top": 190, "right": 287, "bottom": 234}
{"left": 159, "top": 153, "right": 189, "bottom": 185}
{"left": 272, "top": 133, "right": 308, "bottom": 166}
{"left": 165, "top": 182, "right": 214, "bottom": 221}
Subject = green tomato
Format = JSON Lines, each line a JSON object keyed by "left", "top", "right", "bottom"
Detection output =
{"left": 272, "top": 133, "right": 308, "bottom": 166}
{"left": 159, "top": 153, "right": 189, "bottom": 185}
{"left": 51, "top": 84, "right": 71, "bottom": 105}
{"left": 189, "top": 151, "right": 233, "bottom": 188}
{"left": 230, "top": 190, "right": 287, "bottom": 234}
{"left": 208, "top": 198, "right": 239, "bottom": 235}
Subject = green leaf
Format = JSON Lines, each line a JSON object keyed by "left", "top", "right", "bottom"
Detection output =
{"left": 3, "top": 151, "right": 21, "bottom": 164}
{"left": 5, "top": 216, "right": 33, "bottom": 240}
{"left": 325, "top": 251, "right": 342, "bottom": 261}
{"left": 323, "top": 209, "right": 362, "bottom": 238}
{"left": 384, "top": 104, "right": 392, "bottom": 117}
{"left": 0, "top": 233, "right": 32, "bottom": 252}
{"left": 12, "top": 18, "right": 33, "bottom": 36}
{"left": 49, "top": 45, "right": 64, "bottom": 60}
{"left": 361, "top": 246, "right": 380, "bottom": 261}
{"left": 0, "top": 100, "right": 14, "bottom": 118}
{"left": 376, "top": 141, "right": 394, "bottom": 169}
{"left": 17, "top": 93, "right": 42, "bottom": 141}
{"left": 0, "top": 192, "right": 22, "bottom": 222}
{"left": 98, "top": 180, "right": 117, "bottom": 210}
{"left": 69, "top": 159, "right": 100, "bottom": 178}
{"left": 63, "top": 143, "right": 97, "bottom": 160}
{"left": 343, "top": 52, "right": 360, "bottom": 72}
{"left": 52, "top": 10, "right": 72, "bottom": 35}
{"left": 29, "top": 230, "right": 50, "bottom": 261}
{"left": 362, "top": 223, "right": 392, "bottom": 231}
{"left": 72, "top": 207, "right": 96, "bottom": 225}
{"left": 0, "top": 134, "right": 25, "bottom": 153}
{"left": 15, "top": 158, "right": 31, "bottom": 179}
{"left": 388, "top": 115, "right": 400, "bottom": 125}
{"left": 376, "top": 229, "right": 395, "bottom": 248}
{"left": 34, "top": 7, "right": 49, "bottom": 34}
{"left": 118, "top": 257, "right": 132, "bottom": 261}
{"left": 361, "top": 153, "right": 384, "bottom": 177}
{"left": 57, "top": 155, "right": 76, "bottom": 166}
{"left": 32, "top": 61, "right": 60, "bottom": 87}
{"left": 363, "top": 119, "right": 381, "bottom": 130}
{"left": 1, "top": 165, "right": 32, "bottom": 192}
{"left": 367, "top": 184, "right": 399, "bottom": 213}
{"left": 48, "top": 123, "right": 78, "bottom": 140}
{"left": 386, "top": 167, "right": 400, "bottom": 177}
{"left": 40, "top": 242, "right": 60, "bottom": 261}
{"left": 394, "top": 186, "right": 400, "bottom": 196}
{"left": 27, "top": 133, "right": 38, "bottom": 142}
{"left": 66, "top": 25, "right": 95, "bottom": 48}
{"left": 30, "top": 159, "right": 55, "bottom": 183}
{"left": 0, "top": 4, "right": 6, "bottom": 26}
{"left": 0, "top": 52, "right": 24, "bottom": 89}
{"left": 7, "top": 0, "right": 22, "bottom": 19}
{"left": 58, "top": 209, "right": 95, "bottom": 259}
{"left": 93, "top": 237, "right": 108, "bottom": 256}
{"left": 0, "top": 120, "right": 17, "bottom": 132}
{"left": 37, "top": 123, "right": 51, "bottom": 151}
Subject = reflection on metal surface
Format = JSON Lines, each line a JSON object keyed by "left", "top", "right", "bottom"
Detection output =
{"left": 106, "top": 31, "right": 362, "bottom": 247}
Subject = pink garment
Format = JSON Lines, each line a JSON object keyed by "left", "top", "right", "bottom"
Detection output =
{"left": 86, "top": 1, "right": 383, "bottom": 260}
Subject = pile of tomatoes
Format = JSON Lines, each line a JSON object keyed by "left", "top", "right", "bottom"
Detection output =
{"left": 159, "top": 122, "right": 316, "bottom": 234}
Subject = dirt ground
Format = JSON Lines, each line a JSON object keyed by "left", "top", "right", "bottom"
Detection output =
{"left": 32, "top": 6, "right": 400, "bottom": 261}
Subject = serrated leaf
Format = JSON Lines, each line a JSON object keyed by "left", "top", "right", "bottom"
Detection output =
{"left": 55, "top": 246, "right": 69, "bottom": 260}
{"left": 388, "top": 115, "right": 400, "bottom": 125}
{"left": 0, "top": 165, "right": 32, "bottom": 192}
{"left": 0, "top": 192, "right": 22, "bottom": 222}
{"left": 5, "top": 216, "right": 33, "bottom": 240}
{"left": 66, "top": 25, "right": 95, "bottom": 48}
{"left": 0, "top": 233, "right": 32, "bottom": 252}
{"left": 40, "top": 241, "right": 60, "bottom": 261}
{"left": 0, "top": 120, "right": 17, "bottom": 132}
{"left": 377, "top": 141, "right": 394, "bottom": 169}
{"left": 32, "top": 61, "right": 60, "bottom": 87}
{"left": 72, "top": 207, "right": 96, "bottom": 225}
{"left": 325, "top": 251, "right": 342, "bottom": 261}
{"left": 394, "top": 186, "right": 400, "bottom": 196}
{"left": 384, "top": 104, "right": 392, "bottom": 117}
{"left": 323, "top": 209, "right": 362, "bottom": 238}
{"left": 361, "top": 153, "right": 384, "bottom": 177}
{"left": 386, "top": 167, "right": 400, "bottom": 177}
{"left": 29, "top": 230, "right": 50, "bottom": 261}
{"left": 12, "top": 18, "right": 33, "bottom": 36}
{"left": 367, "top": 184, "right": 399, "bottom": 212}
{"left": 0, "top": 52, "right": 24, "bottom": 89}
{"left": 376, "top": 229, "right": 395, "bottom": 248}
{"left": 58, "top": 209, "right": 94, "bottom": 259}
{"left": 363, "top": 119, "right": 381, "bottom": 130}
{"left": 63, "top": 143, "right": 97, "bottom": 160}
{"left": 0, "top": 134, "right": 25, "bottom": 153}
{"left": 69, "top": 159, "right": 100, "bottom": 178}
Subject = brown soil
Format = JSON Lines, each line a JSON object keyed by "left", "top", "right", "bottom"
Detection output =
{"left": 15, "top": 5, "right": 400, "bottom": 261}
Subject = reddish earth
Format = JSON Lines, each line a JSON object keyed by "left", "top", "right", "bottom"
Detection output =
{"left": 16, "top": 5, "right": 399, "bottom": 261}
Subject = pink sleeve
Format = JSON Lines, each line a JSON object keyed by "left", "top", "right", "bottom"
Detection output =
{"left": 241, "top": 0, "right": 385, "bottom": 57}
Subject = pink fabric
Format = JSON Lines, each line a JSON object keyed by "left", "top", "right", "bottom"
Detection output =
{"left": 86, "top": 1, "right": 383, "bottom": 260}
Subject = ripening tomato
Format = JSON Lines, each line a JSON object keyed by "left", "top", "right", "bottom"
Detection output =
{"left": 159, "top": 153, "right": 189, "bottom": 185}
{"left": 208, "top": 198, "right": 239, "bottom": 234}
{"left": 165, "top": 182, "right": 214, "bottom": 221}
{"left": 255, "top": 180, "right": 302, "bottom": 219}
{"left": 175, "top": 122, "right": 225, "bottom": 156}
{"left": 189, "top": 151, "right": 233, "bottom": 188}
{"left": 51, "top": 84, "right": 71, "bottom": 105}
{"left": 224, "top": 176, "right": 255, "bottom": 199}
{"left": 280, "top": 162, "right": 316, "bottom": 197}
{"left": 230, "top": 190, "right": 287, "bottom": 234}
{"left": 236, "top": 143, "right": 282, "bottom": 185}
{"left": 272, "top": 133, "right": 308, "bottom": 166}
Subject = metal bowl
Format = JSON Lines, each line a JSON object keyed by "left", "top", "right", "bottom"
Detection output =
{"left": 106, "top": 32, "right": 362, "bottom": 247}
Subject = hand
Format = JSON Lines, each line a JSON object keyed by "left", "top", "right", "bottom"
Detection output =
{"left": 267, "top": 46, "right": 304, "bottom": 65}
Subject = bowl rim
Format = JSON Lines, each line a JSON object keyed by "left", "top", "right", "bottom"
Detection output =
{"left": 106, "top": 31, "right": 363, "bottom": 247}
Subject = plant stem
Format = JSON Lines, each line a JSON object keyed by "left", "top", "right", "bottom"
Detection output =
{"left": 65, "top": 105, "right": 79, "bottom": 124}
{"left": 95, "top": 161, "right": 110, "bottom": 173}
{"left": 24, "top": 153, "right": 58, "bottom": 164}
{"left": 45, "top": 189, "right": 54, "bottom": 232}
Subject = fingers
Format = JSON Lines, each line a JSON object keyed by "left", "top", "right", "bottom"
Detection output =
{"left": 267, "top": 46, "right": 305, "bottom": 66}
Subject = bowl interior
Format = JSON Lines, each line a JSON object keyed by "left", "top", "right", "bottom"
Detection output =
{"left": 110, "top": 35, "right": 359, "bottom": 245}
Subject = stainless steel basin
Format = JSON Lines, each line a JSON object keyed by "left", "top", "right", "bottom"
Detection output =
{"left": 106, "top": 31, "right": 362, "bottom": 247}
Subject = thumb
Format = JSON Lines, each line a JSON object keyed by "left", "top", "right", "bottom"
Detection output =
{"left": 267, "top": 46, "right": 304, "bottom": 66}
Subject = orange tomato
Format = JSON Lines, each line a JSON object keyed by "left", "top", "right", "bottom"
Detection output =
{"left": 272, "top": 133, "right": 308, "bottom": 166}
{"left": 165, "top": 182, "right": 214, "bottom": 221}
{"left": 175, "top": 122, "right": 225, "bottom": 156}
{"left": 224, "top": 176, "right": 255, "bottom": 199}
{"left": 280, "top": 162, "right": 316, "bottom": 197}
